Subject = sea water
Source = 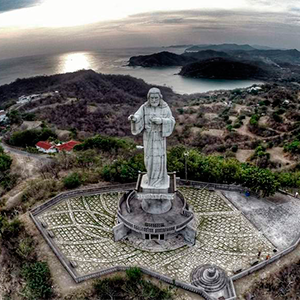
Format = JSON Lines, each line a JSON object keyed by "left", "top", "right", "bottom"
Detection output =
{"left": 0, "top": 47, "right": 261, "bottom": 94}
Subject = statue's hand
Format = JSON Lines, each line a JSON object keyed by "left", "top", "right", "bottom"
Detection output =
{"left": 128, "top": 115, "right": 137, "bottom": 122}
{"left": 151, "top": 117, "right": 162, "bottom": 124}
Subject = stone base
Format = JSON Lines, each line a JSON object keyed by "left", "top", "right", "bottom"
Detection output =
{"left": 115, "top": 190, "right": 196, "bottom": 247}
{"left": 125, "top": 234, "right": 187, "bottom": 252}
{"left": 141, "top": 197, "right": 172, "bottom": 214}
{"left": 140, "top": 174, "right": 169, "bottom": 193}
{"left": 113, "top": 222, "right": 130, "bottom": 242}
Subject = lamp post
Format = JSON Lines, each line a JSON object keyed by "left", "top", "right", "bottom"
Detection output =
{"left": 184, "top": 151, "right": 189, "bottom": 181}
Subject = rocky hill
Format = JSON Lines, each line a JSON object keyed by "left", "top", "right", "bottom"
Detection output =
{"left": 128, "top": 46, "right": 300, "bottom": 81}
{"left": 0, "top": 69, "right": 176, "bottom": 106}
{"left": 0, "top": 70, "right": 182, "bottom": 137}
{"left": 186, "top": 43, "right": 256, "bottom": 52}
{"left": 179, "top": 58, "right": 274, "bottom": 80}
{"left": 128, "top": 50, "right": 229, "bottom": 67}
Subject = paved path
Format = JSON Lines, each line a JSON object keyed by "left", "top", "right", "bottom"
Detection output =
{"left": 1, "top": 141, "right": 52, "bottom": 162}
{"left": 35, "top": 188, "right": 274, "bottom": 283}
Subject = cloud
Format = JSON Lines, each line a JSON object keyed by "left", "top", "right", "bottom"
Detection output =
{"left": 0, "top": 0, "right": 41, "bottom": 12}
{"left": 1, "top": 7, "right": 300, "bottom": 60}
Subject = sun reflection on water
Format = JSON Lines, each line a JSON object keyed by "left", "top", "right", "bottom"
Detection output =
{"left": 58, "top": 52, "right": 91, "bottom": 73}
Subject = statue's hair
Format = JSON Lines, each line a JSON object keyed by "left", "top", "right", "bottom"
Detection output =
{"left": 147, "top": 87, "right": 163, "bottom": 100}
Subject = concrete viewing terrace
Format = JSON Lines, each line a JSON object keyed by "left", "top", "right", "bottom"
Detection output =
{"left": 31, "top": 182, "right": 287, "bottom": 298}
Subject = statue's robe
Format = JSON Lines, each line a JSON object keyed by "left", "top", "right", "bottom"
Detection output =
{"left": 131, "top": 100, "right": 175, "bottom": 188}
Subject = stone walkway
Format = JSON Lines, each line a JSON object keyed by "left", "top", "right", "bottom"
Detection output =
{"left": 37, "top": 187, "right": 274, "bottom": 284}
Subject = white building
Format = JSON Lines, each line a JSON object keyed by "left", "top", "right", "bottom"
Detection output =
{"left": 0, "top": 110, "right": 7, "bottom": 123}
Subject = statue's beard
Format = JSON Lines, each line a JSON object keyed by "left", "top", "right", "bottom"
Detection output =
{"left": 150, "top": 101, "right": 159, "bottom": 107}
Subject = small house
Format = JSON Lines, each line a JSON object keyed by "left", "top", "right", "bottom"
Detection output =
{"left": 56, "top": 140, "right": 81, "bottom": 152}
{"left": 36, "top": 141, "right": 57, "bottom": 153}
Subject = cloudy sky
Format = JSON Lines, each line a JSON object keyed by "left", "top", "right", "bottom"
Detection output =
{"left": 0, "top": 0, "right": 300, "bottom": 59}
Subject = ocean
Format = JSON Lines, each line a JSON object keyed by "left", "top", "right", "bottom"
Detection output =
{"left": 0, "top": 47, "right": 261, "bottom": 94}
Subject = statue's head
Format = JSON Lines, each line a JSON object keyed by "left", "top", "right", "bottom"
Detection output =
{"left": 147, "top": 87, "right": 163, "bottom": 107}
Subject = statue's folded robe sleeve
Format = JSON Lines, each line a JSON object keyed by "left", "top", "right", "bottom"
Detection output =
{"left": 131, "top": 105, "right": 145, "bottom": 135}
{"left": 162, "top": 108, "right": 175, "bottom": 138}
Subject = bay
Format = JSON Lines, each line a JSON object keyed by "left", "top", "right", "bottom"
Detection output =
{"left": 0, "top": 47, "right": 261, "bottom": 94}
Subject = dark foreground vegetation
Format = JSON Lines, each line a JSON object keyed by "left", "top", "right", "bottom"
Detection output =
{"left": 0, "top": 145, "right": 17, "bottom": 194}
{"left": 246, "top": 259, "right": 300, "bottom": 299}
{"left": 0, "top": 215, "right": 53, "bottom": 299}
{"left": 92, "top": 267, "right": 173, "bottom": 300}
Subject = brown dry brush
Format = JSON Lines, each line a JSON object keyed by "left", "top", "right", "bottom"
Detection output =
{"left": 246, "top": 259, "right": 300, "bottom": 300}
{"left": 0, "top": 215, "right": 54, "bottom": 299}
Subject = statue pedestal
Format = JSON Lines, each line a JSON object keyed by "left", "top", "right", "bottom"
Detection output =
{"left": 138, "top": 173, "right": 174, "bottom": 214}
{"left": 113, "top": 171, "right": 197, "bottom": 248}
{"left": 140, "top": 174, "right": 169, "bottom": 194}
{"left": 138, "top": 193, "right": 174, "bottom": 214}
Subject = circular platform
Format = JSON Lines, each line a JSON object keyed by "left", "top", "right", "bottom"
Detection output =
{"left": 118, "top": 191, "right": 194, "bottom": 236}
{"left": 190, "top": 264, "right": 228, "bottom": 292}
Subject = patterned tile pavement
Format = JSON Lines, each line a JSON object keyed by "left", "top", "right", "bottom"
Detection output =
{"left": 37, "top": 188, "right": 274, "bottom": 284}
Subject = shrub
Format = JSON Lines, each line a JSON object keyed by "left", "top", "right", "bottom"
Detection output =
{"left": 233, "top": 122, "right": 242, "bottom": 128}
{"left": 74, "top": 134, "right": 134, "bottom": 154}
{"left": 94, "top": 277, "right": 125, "bottom": 300}
{"left": 126, "top": 267, "right": 142, "bottom": 282}
{"left": 17, "top": 237, "right": 34, "bottom": 259}
{"left": 0, "top": 152, "right": 12, "bottom": 173}
{"left": 22, "top": 112, "right": 36, "bottom": 121}
{"left": 249, "top": 114, "right": 260, "bottom": 126}
{"left": 226, "top": 125, "right": 233, "bottom": 131}
{"left": 63, "top": 172, "right": 82, "bottom": 189}
{"left": 93, "top": 267, "right": 173, "bottom": 300}
{"left": 26, "top": 146, "right": 40, "bottom": 154}
{"left": 0, "top": 216, "right": 23, "bottom": 239}
{"left": 272, "top": 112, "right": 282, "bottom": 123}
{"left": 7, "top": 110, "right": 22, "bottom": 125}
{"left": 276, "top": 171, "right": 300, "bottom": 188}
{"left": 284, "top": 140, "right": 300, "bottom": 154}
{"left": 9, "top": 128, "right": 57, "bottom": 148}
{"left": 22, "top": 179, "right": 62, "bottom": 210}
{"left": 231, "top": 145, "right": 238, "bottom": 153}
{"left": 21, "top": 262, "right": 53, "bottom": 299}
{"left": 102, "top": 153, "right": 145, "bottom": 183}
{"left": 177, "top": 108, "right": 184, "bottom": 115}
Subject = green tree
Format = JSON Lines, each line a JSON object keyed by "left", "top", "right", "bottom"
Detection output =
{"left": 63, "top": 172, "right": 82, "bottom": 189}
{"left": 74, "top": 134, "right": 135, "bottom": 154}
{"left": 9, "top": 128, "right": 57, "bottom": 147}
{"left": 102, "top": 153, "right": 145, "bottom": 183}
{"left": 241, "top": 166, "right": 279, "bottom": 197}
{"left": 7, "top": 110, "right": 22, "bottom": 125}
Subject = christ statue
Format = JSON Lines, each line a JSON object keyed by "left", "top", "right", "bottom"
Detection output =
{"left": 128, "top": 87, "right": 175, "bottom": 188}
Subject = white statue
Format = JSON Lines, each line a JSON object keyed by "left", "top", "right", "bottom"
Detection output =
{"left": 129, "top": 88, "right": 175, "bottom": 188}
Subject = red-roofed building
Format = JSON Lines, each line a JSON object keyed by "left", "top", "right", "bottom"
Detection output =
{"left": 36, "top": 141, "right": 57, "bottom": 153}
{"left": 56, "top": 140, "right": 81, "bottom": 152}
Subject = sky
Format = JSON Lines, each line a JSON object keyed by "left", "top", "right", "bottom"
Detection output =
{"left": 0, "top": 0, "right": 300, "bottom": 59}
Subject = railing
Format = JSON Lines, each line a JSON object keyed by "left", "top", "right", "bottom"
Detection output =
{"left": 178, "top": 179, "right": 246, "bottom": 193}
{"left": 231, "top": 234, "right": 300, "bottom": 281}
{"left": 31, "top": 183, "right": 136, "bottom": 216}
